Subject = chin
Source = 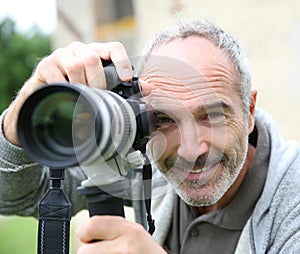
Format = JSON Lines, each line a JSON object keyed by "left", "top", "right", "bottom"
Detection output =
{"left": 168, "top": 163, "right": 240, "bottom": 207}
{"left": 173, "top": 181, "right": 224, "bottom": 207}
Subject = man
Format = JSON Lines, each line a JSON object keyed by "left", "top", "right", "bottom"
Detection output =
{"left": 1, "top": 19, "right": 300, "bottom": 253}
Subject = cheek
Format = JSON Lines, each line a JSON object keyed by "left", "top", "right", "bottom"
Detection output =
{"left": 148, "top": 131, "right": 168, "bottom": 164}
{"left": 228, "top": 119, "right": 246, "bottom": 136}
{"left": 207, "top": 119, "right": 247, "bottom": 155}
{"left": 224, "top": 120, "right": 248, "bottom": 150}
{"left": 206, "top": 125, "right": 227, "bottom": 153}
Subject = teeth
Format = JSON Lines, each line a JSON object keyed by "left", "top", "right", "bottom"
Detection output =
{"left": 184, "top": 167, "right": 210, "bottom": 173}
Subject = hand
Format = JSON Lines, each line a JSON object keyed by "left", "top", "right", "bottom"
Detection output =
{"left": 3, "top": 41, "right": 132, "bottom": 146}
{"left": 76, "top": 216, "right": 167, "bottom": 254}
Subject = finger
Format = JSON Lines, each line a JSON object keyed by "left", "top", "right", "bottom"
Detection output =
{"left": 34, "top": 53, "right": 69, "bottom": 85}
{"left": 77, "top": 240, "right": 119, "bottom": 254}
{"left": 75, "top": 49, "right": 106, "bottom": 89}
{"left": 89, "top": 42, "right": 133, "bottom": 81}
{"left": 76, "top": 217, "right": 162, "bottom": 254}
{"left": 67, "top": 41, "right": 107, "bottom": 89}
{"left": 76, "top": 216, "right": 125, "bottom": 243}
{"left": 39, "top": 47, "right": 88, "bottom": 84}
{"left": 22, "top": 64, "right": 67, "bottom": 100}
{"left": 138, "top": 79, "right": 155, "bottom": 97}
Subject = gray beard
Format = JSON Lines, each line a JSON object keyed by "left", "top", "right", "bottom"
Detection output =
{"left": 148, "top": 127, "right": 249, "bottom": 208}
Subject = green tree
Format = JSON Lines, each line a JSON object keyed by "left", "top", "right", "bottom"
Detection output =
{"left": 0, "top": 17, "right": 52, "bottom": 113}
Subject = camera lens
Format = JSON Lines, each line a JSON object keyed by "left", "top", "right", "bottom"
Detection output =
{"left": 17, "top": 84, "right": 99, "bottom": 168}
{"left": 34, "top": 93, "right": 80, "bottom": 147}
{"left": 17, "top": 83, "right": 137, "bottom": 169}
{"left": 32, "top": 92, "right": 94, "bottom": 149}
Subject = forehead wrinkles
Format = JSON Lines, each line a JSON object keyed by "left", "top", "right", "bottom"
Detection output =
{"left": 150, "top": 85, "right": 218, "bottom": 103}
{"left": 201, "top": 63, "right": 238, "bottom": 87}
{"left": 142, "top": 72, "right": 233, "bottom": 108}
{"left": 140, "top": 37, "right": 239, "bottom": 95}
{"left": 145, "top": 87, "right": 222, "bottom": 119}
{"left": 141, "top": 57, "right": 238, "bottom": 96}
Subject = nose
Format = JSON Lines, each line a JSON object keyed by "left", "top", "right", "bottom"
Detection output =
{"left": 177, "top": 124, "right": 209, "bottom": 162}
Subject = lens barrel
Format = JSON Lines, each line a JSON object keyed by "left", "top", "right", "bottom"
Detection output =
{"left": 17, "top": 83, "right": 137, "bottom": 169}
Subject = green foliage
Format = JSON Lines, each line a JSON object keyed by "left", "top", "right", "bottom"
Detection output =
{"left": 0, "top": 17, "right": 52, "bottom": 113}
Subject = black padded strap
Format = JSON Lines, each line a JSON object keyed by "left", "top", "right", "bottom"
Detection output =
{"left": 38, "top": 169, "right": 71, "bottom": 254}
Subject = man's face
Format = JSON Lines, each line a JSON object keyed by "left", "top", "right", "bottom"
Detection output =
{"left": 141, "top": 36, "right": 253, "bottom": 207}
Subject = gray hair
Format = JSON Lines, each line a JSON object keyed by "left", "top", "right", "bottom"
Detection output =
{"left": 140, "top": 19, "right": 253, "bottom": 116}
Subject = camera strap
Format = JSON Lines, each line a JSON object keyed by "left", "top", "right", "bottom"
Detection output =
{"left": 142, "top": 156, "right": 155, "bottom": 235}
{"left": 38, "top": 168, "right": 72, "bottom": 254}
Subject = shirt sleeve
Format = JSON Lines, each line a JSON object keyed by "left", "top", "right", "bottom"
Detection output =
{"left": 0, "top": 110, "right": 87, "bottom": 216}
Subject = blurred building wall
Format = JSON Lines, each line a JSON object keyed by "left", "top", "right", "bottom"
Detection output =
{"left": 53, "top": 0, "right": 300, "bottom": 142}
{"left": 53, "top": 0, "right": 136, "bottom": 52}
{"left": 54, "top": 0, "right": 96, "bottom": 47}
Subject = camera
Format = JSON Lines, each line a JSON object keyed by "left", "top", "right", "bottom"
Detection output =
{"left": 17, "top": 65, "right": 157, "bottom": 243}
{"left": 17, "top": 66, "right": 151, "bottom": 180}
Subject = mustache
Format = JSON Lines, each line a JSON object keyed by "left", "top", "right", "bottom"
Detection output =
{"left": 165, "top": 151, "right": 228, "bottom": 170}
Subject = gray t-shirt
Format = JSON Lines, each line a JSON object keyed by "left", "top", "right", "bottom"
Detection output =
{"left": 163, "top": 125, "right": 269, "bottom": 253}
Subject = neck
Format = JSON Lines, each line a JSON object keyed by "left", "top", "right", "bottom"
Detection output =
{"left": 197, "top": 144, "right": 256, "bottom": 215}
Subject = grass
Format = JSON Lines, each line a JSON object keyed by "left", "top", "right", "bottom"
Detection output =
{"left": 0, "top": 216, "right": 38, "bottom": 254}
{"left": 0, "top": 215, "right": 83, "bottom": 254}
{"left": 0, "top": 209, "right": 135, "bottom": 253}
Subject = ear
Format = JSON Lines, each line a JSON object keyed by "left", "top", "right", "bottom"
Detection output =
{"left": 248, "top": 90, "right": 257, "bottom": 134}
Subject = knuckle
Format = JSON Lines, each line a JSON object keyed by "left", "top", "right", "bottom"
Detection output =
{"left": 77, "top": 245, "right": 88, "bottom": 254}
{"left": 34, "top": 56, "right": 53, "bottom": 78}
{"left": 76, "top": 246, "right": 84, "bottom": 254}
{"left": 124, "top": 221, "right": 145, "bottom": 237}
{"left": 35, "top": 57, "right": 48, "bottom": 71}
{"left": 120, "top": 245, "right": 131, "bottom": 254}
{"left": 36, "top": 54, "right": 52, "bottom": 68}
{"left": 51, "top": 47, "right": 66, "bottom": 58}
{"left": 111, "top": 41, "right": 126, "bottom": 51}
{"left": 65, "top": 59, "right": 83, "bottom": 75}
{"left": 37, "top": 48, "right": 63, "bottom": 69}
{"left": 85, "top": 216, "right": 98, "bottom": 232}
{"left": 83, "top": 51, "right": 100, "bottom": 66}
{"left": 114, "top": 241, "right": 134, "bottom": 254}
{"left": 67, "top": 40, "right": 85, "bottom": 49}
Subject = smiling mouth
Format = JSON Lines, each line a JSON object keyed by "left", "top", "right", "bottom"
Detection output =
{"left": 179, "top": 160, "right": 220, "bottom": 173}
{"left": 184, "top": 166, "right": 213, "bottom": 173}
{"left": 167, "top": 162, "right": 220, "bottom": 185}
{"left": 171, "top": 164, "right": 219, "bottom": 175}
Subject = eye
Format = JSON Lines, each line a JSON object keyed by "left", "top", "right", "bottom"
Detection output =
{"left": 208, "top": 111, "right": 224, "bottom": 119}
{"left": 153, "top": 111, "right": 176, "bottom": 130}
{"left": 157, "top": 116, "right": 174, "bottom": 124}
{"left": 202, "top": 111, "right": 226, "bottom": 125}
